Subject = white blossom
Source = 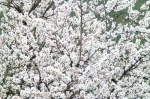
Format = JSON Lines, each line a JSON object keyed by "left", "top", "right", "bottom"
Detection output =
{"left": 0, "top": 0, "right": 149, "bottom": 99}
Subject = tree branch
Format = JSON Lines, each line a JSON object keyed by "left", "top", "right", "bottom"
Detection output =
{"left": 76, "top": 0, "right": 83, "bottom": 67}
{"left": 119, "top": 57, "right": 143, "bottom": 80}
{"left": 29, "top": 0, "right": 41, "bottom": 14}
{"left": 41, "top": 1, "right": 54, "bottom": 18}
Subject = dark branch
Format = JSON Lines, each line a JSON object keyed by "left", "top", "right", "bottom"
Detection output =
{"left": 34, "top": 62, "right": 42, "bottom": 91}
{"left": 0, "top": 2, "right": 22, "bottom": 13}
{"left": 29, "top": 0, "right": 41, "bottom": 14}
{"left": 119, "top": 57, "right": 143, "bottom": 80}
{"left": 41, "top": 1, "right": 54, "bottom": 18}
{"left": 76, "top": 0, "right": 83, "bottom": 67}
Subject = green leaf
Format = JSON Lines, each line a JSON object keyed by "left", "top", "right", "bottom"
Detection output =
{"left": 133, "top": 0, "right": 148, "bottom": 10}
{"left": 140, "top": 38, "right": 147, "bottom": 45}
{"left": 3, "top": 65, "right": 9, "bottom": 83}
{"left": 70, "top": 11, "right": 76, "bottom": 17}
{"left": 132, "top": 36, "right": 136, "bottom": 43}
{"left": 115, "top": 34, "right": 121, "bottom": 44}
{"left": 109, "top": 8, "right": 128, "bottom": 25}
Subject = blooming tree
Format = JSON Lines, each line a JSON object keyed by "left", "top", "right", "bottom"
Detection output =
{"left": 0, "top": 0, "right": 150, "bottom": 98}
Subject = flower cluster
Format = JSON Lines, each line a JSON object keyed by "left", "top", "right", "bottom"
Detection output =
{"left": 0, "top": 0, "right": 149, "bottom": 98}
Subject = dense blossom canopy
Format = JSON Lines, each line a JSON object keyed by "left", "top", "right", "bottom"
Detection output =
{"left": 0, "top": 0, "right": 150, "bottom": 98}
